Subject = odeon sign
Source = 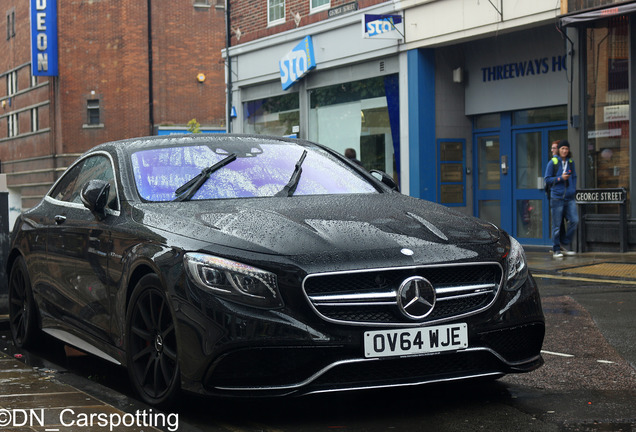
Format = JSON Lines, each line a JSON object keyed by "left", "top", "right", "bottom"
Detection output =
{"left": 30, "top": 0, "right": 58, "bottom": 76}
{"left": 279, "top": 36, "right": 316, "bottom": 91}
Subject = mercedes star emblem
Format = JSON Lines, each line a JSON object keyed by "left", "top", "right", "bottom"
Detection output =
{"left": 397, "top": 276, "right": 436, "bottom": 320}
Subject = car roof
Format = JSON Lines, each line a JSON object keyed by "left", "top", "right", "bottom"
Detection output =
{"left": 88, "top": 133, "right": 307, "bottom": 157}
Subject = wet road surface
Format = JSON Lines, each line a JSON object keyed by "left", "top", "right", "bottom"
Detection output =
{"left": 1, "top": 277, "right": 635, "bottom": 431}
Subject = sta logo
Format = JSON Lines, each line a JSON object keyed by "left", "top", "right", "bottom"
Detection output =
{"left": 279, "top": 36, "right": 316, "bottom": 90}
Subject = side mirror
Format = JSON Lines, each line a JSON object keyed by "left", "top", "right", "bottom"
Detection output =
{"left": 370, "top": 169, "right": 399, "bottom": 192}
{"left": 80, "top": 179, "right": 110, "bottom": 218}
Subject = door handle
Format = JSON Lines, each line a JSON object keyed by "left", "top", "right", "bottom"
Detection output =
{"left": 54, "top": 215, "right": 67, "bottom": 224}
{"left": 501, "top": 155, "right": 508, "bottom": 175}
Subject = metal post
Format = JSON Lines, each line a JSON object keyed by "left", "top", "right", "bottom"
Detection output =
{"left": 0, "top": 189, "right": 8, "bottom": 315}
{"left": 620, "top": 201, "right": 628, "bottom": 252}
{"left": 577, "top": 204, "right": 586, "bottom": 253}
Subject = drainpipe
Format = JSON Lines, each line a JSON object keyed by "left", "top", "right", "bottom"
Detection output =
{"left": 147, "top": 0, "right": 155, "bottom": 135}
{"left": 225, "top": 0, "right": 232, "bottom": 133}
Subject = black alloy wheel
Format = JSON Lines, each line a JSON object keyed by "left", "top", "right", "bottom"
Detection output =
{"left": 8, "top": 257, "right": 39, "bottom": 348}
{"left": 126, "top": 274, "right": 180, "bottom": 407}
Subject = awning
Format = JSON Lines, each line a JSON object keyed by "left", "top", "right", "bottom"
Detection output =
{"left": 560, "top": 2, "right": 636, "bottom": 26}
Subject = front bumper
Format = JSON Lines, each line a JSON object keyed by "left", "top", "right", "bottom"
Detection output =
{"left": 174, "top": 267, "right": 545, "bottom": 397}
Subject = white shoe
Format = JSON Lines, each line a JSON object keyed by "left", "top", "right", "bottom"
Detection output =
{"left": 561, "top": 245, "right": 576, "bottom": 256}
{"left": 553, "top": 251, "right": 563, "bottom": 259}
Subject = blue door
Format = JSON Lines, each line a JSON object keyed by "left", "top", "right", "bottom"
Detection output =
{"left": 512, "top": 127, "right": 568, "bottom": 245}
{"left": 475, "top": 125, "right": 566, "bottom": 245}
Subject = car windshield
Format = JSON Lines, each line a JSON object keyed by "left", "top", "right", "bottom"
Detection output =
{"left": 130, "top": 140, "right": 378, "bottom": 202}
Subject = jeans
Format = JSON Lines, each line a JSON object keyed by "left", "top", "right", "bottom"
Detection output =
{"left": 550, "top": 198, "right": 579, "bottom": 252}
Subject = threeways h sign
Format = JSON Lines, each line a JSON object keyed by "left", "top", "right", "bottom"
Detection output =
{"left": 30, "top": 0, "right": 58, "bottom": 76}
{"left": 279, "top": 36, "right": 316, "bottom": 91}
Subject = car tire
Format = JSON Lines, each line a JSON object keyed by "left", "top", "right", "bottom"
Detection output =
{"left": 8, "top": 256, "right": 39, "bottom": 349}
{"left": 125, "top": 274, "right": 180, "bottom": 407}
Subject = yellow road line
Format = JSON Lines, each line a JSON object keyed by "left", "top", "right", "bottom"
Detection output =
{"left": 532, "top": 273, "right": 636, "bottom": 285}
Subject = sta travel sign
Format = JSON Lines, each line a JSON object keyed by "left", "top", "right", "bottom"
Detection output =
{"left": 363, "top": 14, "right": 403, "bottom": 40}
{"left": 30, "top": 0, "right": 58, "bottom": 76}
{"left": 279, "top": 36, "right": 316, "bottom": 91}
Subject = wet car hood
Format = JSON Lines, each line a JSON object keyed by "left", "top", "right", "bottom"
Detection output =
{"left": 132, "top": 193, "right": 501, "bottom": 260}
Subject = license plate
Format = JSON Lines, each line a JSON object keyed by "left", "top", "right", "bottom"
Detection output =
{"left": 364, "top": 323, "right": 468, "bottom": 358}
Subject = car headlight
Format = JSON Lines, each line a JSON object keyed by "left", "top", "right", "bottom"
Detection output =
{"left": 184, "top": 252, "right": 283, "bottom": 309}
{"left": 504, "top": 236, "right": 528, "bottom": 291}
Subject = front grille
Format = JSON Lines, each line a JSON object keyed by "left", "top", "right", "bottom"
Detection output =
{"left": 303, "top": 263, "right": 503, "bottom": 326}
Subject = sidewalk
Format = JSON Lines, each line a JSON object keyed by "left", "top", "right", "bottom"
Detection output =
{"left": 0, "top": 350, "right": 169, "bottom": 432}
{"left": 525, "top": 248, "right": 636, "bottom": 283}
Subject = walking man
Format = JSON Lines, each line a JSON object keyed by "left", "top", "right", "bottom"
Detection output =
{"left": 545, "top": 140, "right": 578, "bottom": 258}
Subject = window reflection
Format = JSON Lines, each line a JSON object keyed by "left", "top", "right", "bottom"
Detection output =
{"left": 244, "top": 93, "right": 299, "bottom": 137}
{"left": 309, "top": 75, "right": 399, "bottom": 182}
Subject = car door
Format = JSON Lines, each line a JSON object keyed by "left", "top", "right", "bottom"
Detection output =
{"left": 45, "top": 153, "right": 119, "bottom": 343}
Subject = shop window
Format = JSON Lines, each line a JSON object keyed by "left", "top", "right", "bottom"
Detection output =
{"left": 268, "top": 0, "right": 285, "bottom": 25}
{"left": 310, "top": 0, "right": 330, "bottom": 13}
{"left": 244, "top": 93, "right": 299, "bottom": 137}
{"left": 438, "top": 139, "right": 465, "bottom": 206}
{"left": 308, "top": 75, "right": 400, "bottom": 183}
{"left": 584, "top": 16, "right": 629, "bottom": 214}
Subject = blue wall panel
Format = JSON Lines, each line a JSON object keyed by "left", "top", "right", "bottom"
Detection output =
{"left": 407, "top": 49, "right": 436, "bottom": 201}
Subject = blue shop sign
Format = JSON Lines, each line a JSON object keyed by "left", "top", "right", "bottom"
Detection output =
{"left": 279, "top": 36, "right": 317, "bottom": 91}
{"left": 30, "top": 0, "right": 58, "bottom": 76}
{"left": 363, "top": 14, "right": 403, "bottom": 39}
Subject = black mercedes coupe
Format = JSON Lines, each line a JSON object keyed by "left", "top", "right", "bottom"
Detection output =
{"left": 7, "top": 134, "right": 544, "bottom": 406}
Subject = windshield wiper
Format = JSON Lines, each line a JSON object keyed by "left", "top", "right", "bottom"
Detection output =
{"left": 275, "top": 150, "right": 308, "bottom": 197}
{"left": 174, "top": 153, "right": 237, "bottom": 202}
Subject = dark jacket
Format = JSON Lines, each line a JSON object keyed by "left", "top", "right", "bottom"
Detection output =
{"left": 544, "top": 156, "right": 577, "bottom": 200}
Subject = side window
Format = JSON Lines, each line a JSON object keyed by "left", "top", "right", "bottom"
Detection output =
{"left": 49, "top": 155, "right": 119, "bottom": 211}
{"left": 50, "top": 161, "right": 85, "bottom": 202}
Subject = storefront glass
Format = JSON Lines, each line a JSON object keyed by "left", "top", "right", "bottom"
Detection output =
{"left": 309, "top": 75, "right": 399, "bottom": 181}
{"left": 243, "top": 93, "right": 300, "bottom": 137}
{"left": 585, "top": 16, "right": 630, "bottom": 213}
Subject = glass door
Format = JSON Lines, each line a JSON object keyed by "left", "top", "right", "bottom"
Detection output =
{"left": 513, "top": 130, "right": 545, "bottom": 243}
{"left": 476, "top": 134, "right": 505, "bottom": 231}
{"left": 473, "top": 109, "right": 567, "bottom": 246}
{"left": 513, "top": 127, "right": 567, "bottom": 245}
{"left": 475, "top": 126, "right": 567, "bottom": 244}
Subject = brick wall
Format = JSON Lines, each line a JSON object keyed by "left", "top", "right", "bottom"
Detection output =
{"left": 229, "top": 0, "right": 389, "bottom": 45}
{"left": 58, "top": 0, "right": 228, "bottom": 154}
{"left": 0, "top": 0, "right": 227, "bottom": 207}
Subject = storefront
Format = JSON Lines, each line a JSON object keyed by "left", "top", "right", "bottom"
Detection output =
{"left": 466, "top": 27, "right": 569, "bottom": 246}
{"left": 560, "top": 2, "right": 636, "bottom": 251}
{"left": 227, "top": 3, "right": 402, "bottom": 185}
{"left": 427, "top": 26, "right": 569, "bottom": 246}
{"left": 241, "top": 74, "right": 400, "bottom": 179}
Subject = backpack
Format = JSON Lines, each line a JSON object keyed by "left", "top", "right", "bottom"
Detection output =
{"left": 544, "top": 158, "right": 558, "bottom": 199}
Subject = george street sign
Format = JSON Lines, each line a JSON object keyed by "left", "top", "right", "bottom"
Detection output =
{"left": 575, "top": 188, "right": 627, "bottom": 204}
